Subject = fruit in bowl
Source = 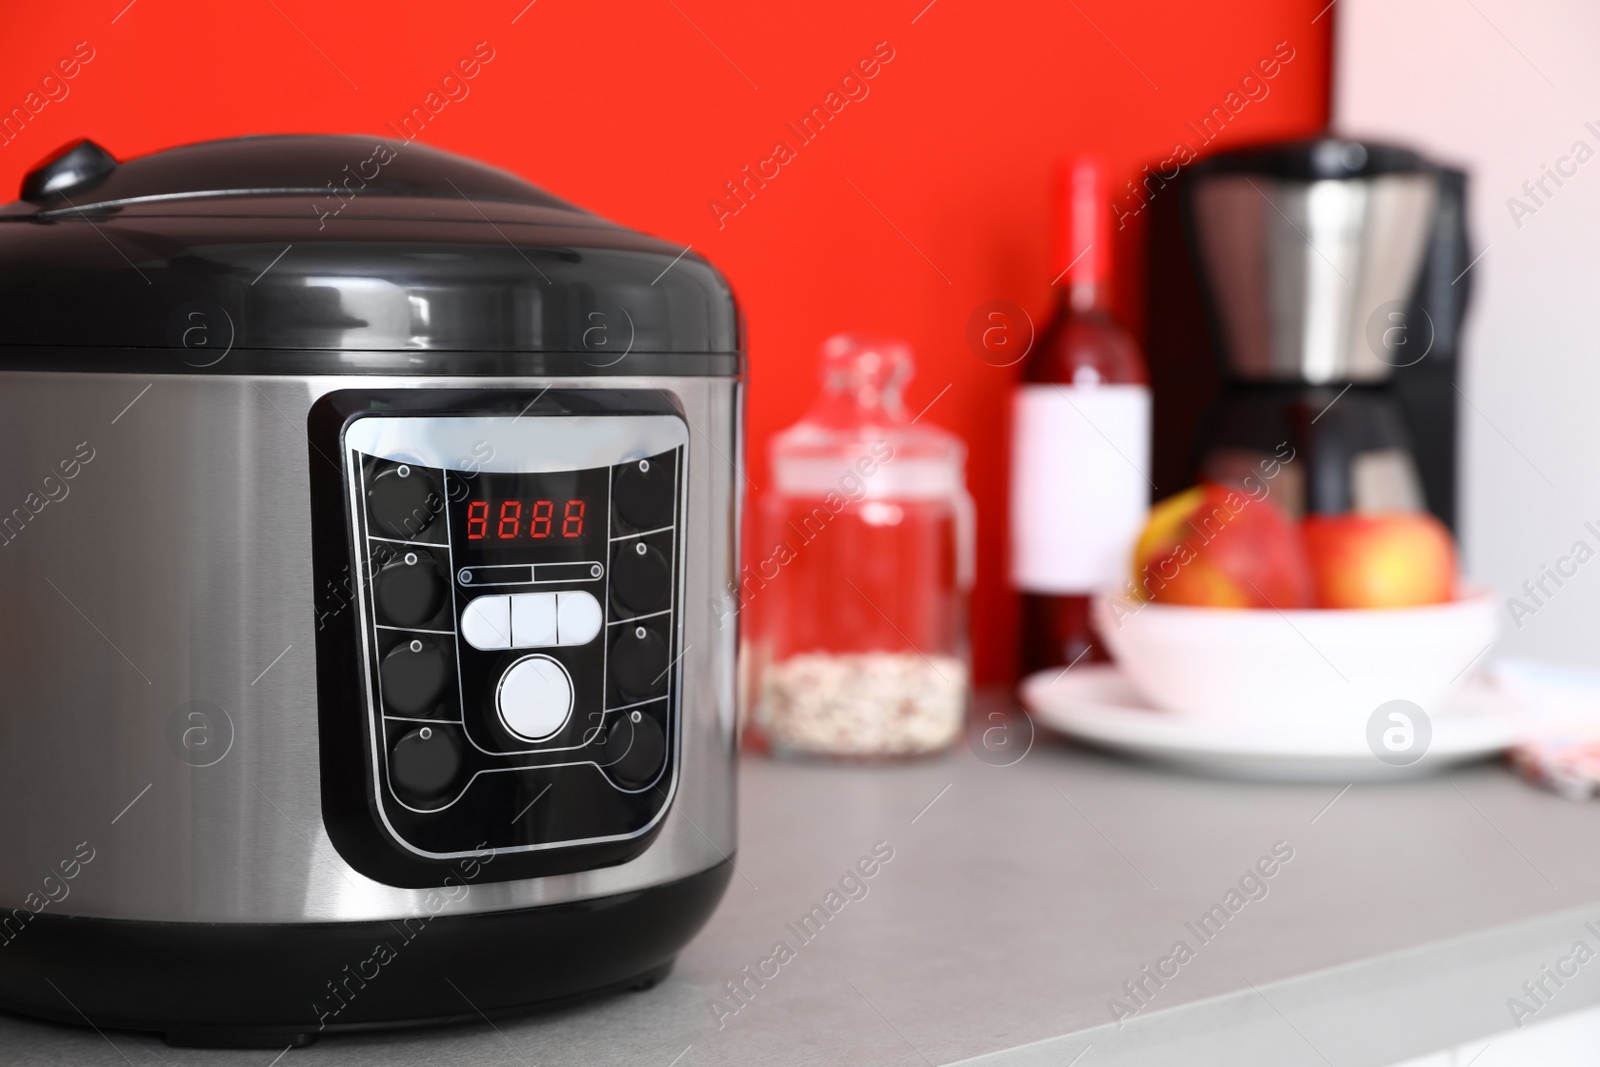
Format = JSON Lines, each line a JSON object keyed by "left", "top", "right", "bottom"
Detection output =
{"left": 1127, "top": 483, "right": 1459, "bottom": 612}
{"left": 1096, "top": 484, "right": 1491, "bottom": 726}
{"left": 1301, "top": 512, "right": 1456, "bottom": 609}
{"left": 1129, "top": 483, "right": 1312, "bottom": 609}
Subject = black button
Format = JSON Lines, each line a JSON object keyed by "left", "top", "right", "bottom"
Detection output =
{"left": 389, "top": 724, "right": 462, "bottom": 804}
{"left": 368, "top": 464, "right": 442, "bottom": 539}
{"left": 604, "top": 710, "right": 666, "bottom": 788}
{"left": 380, "top": 638, "right": 451, "bottom": 716}
{"left": 613, "top": 456, "right": 674, "bottom": 531}
{"left": 610, "top": 625, "right": 668, "bottom": 702}
{"left": 610, "top": 541, "right": 670, "bottom": 615}
{"left": 374, "top": 550, "right": 447, "bottom": 628}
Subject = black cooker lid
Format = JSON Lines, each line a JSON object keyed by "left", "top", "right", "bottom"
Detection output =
{"left": 0, "top": 135, "right": 740, "bottom": 374}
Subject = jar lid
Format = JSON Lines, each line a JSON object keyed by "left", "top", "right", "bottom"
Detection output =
{"left": 770, "top": 334, "right": 967, "bottom": 500}
{"left": 0, "top": 135, "right": 740, "bottom": 375}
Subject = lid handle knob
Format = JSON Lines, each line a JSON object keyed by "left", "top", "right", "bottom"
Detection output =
{"left": 22, "top": 139, "right": 117, "bottom": 202}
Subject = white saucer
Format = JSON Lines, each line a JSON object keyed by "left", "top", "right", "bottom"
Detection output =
{"left": 1020, "top": 664, "right": 1525, "bottom": 782}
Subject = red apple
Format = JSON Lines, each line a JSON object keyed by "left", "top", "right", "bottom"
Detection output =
{"left": 1301, "top": 512, "right": 1456, "bottom": 609}
{"left": 1131, "top": 483, "right": 1313, "bottom": 608}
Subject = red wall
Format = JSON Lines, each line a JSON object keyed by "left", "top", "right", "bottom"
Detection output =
{"left": 0, "top": 1, "right": 1329, "bottom": 683}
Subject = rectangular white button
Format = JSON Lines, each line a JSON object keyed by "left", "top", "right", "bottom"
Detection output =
{"left": 510, "top": 592, "right": 557, "bottom": 648}
{"left": 461, "top": 595, "right": 511, "bottom": 650}
{"left": 556, "top": 591, "right": 603, "bottom": 645}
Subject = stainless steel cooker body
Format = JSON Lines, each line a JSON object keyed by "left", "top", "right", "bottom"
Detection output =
{"left": 0, "top": 371, "right": 740, "bottom": 924}
{"left": 0, "top": 134, "right": 745, "bottom": 1042}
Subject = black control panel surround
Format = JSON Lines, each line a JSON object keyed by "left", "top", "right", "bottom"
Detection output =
{"left": 357, "top": 443, "right": 685, "bottom": 854}
{"left": 307, "top": 389, "right": 691, "bottom": 888}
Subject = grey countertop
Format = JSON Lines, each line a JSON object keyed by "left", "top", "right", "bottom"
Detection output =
{"left": 10, "top": 726, "right": 1600, "bottom": 1066}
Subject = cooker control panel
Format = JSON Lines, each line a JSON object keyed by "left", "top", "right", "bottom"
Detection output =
{"left": 339, "top": 412, "right": 688, "bottom": 865}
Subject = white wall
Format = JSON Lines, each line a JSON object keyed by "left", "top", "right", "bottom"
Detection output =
{"left": 1337, "top": 0, "right": 1600, "bottom": 668}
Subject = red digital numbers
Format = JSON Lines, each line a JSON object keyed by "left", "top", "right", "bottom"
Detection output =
{"left": 466, "top": 498, "right": 585, "bottom": 540}
{"left": 530, "top": 499, "right": 553, "bottom": 538}
{"left": 497, "top": 501, "right": 523, "bottom": 539}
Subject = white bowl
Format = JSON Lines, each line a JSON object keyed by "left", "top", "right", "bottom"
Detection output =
{"left": 1090, "top": 589, "right": 1498, "bottom": 733}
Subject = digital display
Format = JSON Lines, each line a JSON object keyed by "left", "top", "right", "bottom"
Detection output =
{"left": 447, "top": 465, "right": 609, "bottom": 564}
{"left": 466, "top": 499, "right": 588, "bottom": 541}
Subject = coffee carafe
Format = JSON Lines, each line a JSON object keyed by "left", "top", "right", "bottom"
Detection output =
{"left": 1182, "top": 138, "right": 1468, "bottom": 521}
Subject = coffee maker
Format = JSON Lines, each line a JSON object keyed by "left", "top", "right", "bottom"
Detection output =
{"left": 1146, "top": 137, "right": 1472, "bottom": 527}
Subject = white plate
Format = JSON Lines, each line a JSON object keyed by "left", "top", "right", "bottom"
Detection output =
{"left": 1020, "top": 664, "right": 1525, "bottom": 782}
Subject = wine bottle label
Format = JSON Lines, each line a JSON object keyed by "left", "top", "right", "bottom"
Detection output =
{"left": 1009, "top": 383, "right": 1151, "bottom": 593}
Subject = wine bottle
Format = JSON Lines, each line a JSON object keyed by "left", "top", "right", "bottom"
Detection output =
{"left": 1011, "top": 157, "right": 1151, "bottom": 675}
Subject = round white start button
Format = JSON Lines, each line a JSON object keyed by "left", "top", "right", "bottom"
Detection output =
{"left": 495, "top": 655, "right": 573, "bottom": 742}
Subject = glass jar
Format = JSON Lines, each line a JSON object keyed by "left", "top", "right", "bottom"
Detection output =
{"left": 748, "top": 334, "right": 973, "bottom": 758}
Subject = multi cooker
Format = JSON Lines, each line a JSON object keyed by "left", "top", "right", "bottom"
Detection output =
{"left": 0, "top": 134, "right": 741, "bottom": 1046}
